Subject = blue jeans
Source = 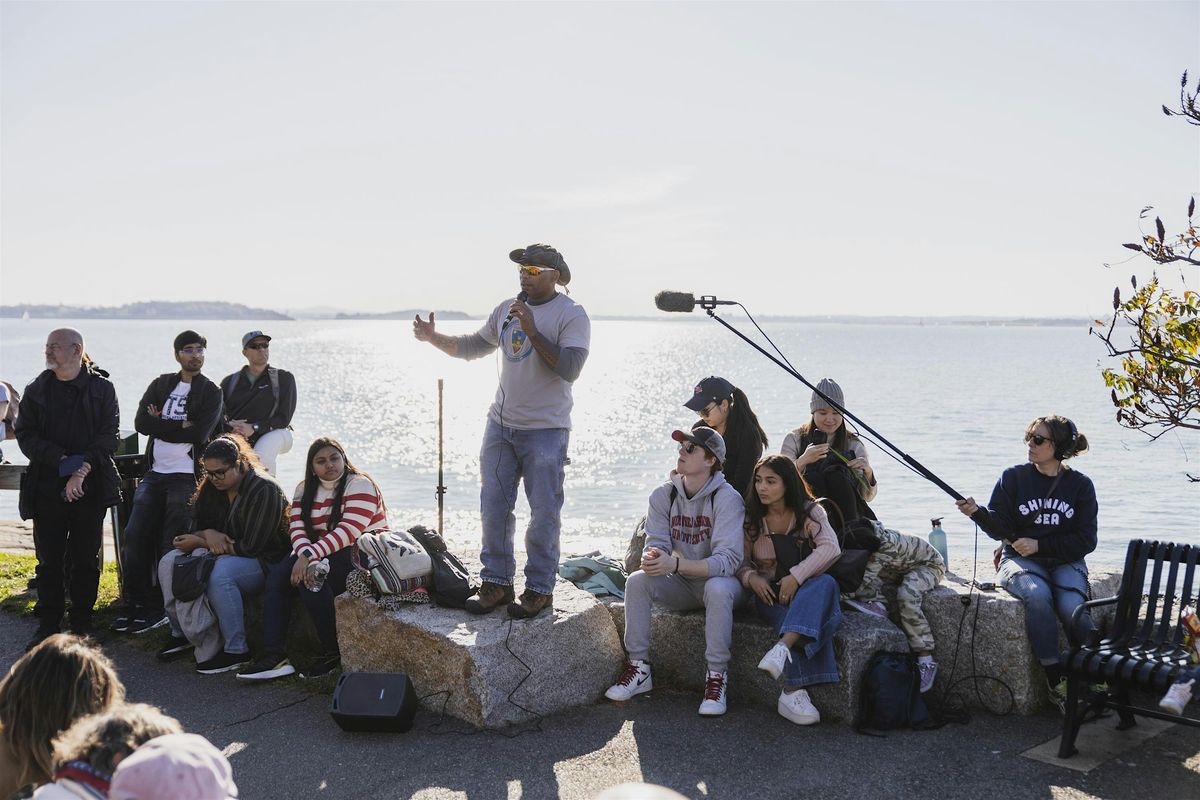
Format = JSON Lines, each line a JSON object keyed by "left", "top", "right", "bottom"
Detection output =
{"left": 997, "top": 553, "right": 1095, "bottom": 665}
{"left": 479, "top": 419, "right": 569, "bottom": 594}
{"left": 262, "top": 549, "right": 353, "bottom": 657}
{"left": 754, "top": 574, "right": 843, "bottom": 689}
{"left": 205, "top": 555, "right": 269, "bottom": 654}
{"left": 119, "top": 471, "right": 196, "bottom": 612}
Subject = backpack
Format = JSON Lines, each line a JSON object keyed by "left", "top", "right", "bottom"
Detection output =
{"left": 406, "top": 525, "right": 476, "bottom": 608}
{"left": 355, "top": 530, "right": 432, "bottom": 595}
{"left": 856, "top": 652, "right": 930, "bottom": 732}
{"left": 223, "top": 367, "right": 282, "bottom": 420}
{"left": 1, "top": 381, "right": 19, "bottom": 440}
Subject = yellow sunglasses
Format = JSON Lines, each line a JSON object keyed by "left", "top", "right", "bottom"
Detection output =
{"left": 517, "top": 265, "right": 557, "bottom": 277}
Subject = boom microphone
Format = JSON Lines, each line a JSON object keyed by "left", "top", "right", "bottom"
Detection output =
{"left": 504, "top": 290, "right": 530, "bottom": 326}
{"left": 654, "top": 291, "right": 740, "bottom": 313}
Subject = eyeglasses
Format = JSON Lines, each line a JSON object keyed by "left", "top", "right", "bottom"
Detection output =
{"left": 517, "top": 265, "right": 557, "bottom": 277}
{"left": 245, "top": 342, "right": 270, "bottom": 350}
{"left": 179, "top": 347, "right": 206, "bottom": 355}
{"left": 1026, "top": 434, "right": 1051, "bottom": 446}
{"left": 700, "top": 402, "right": 719, "bottom": 417}
{"left": 204, "top": 465, "right": 236, "bottom": 480}
{"left": 678, "top": 442, "right": 699, "bottom": 455}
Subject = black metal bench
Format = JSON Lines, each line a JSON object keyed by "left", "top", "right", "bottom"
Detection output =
{"left": 1058, "top": 539, "right": 1199, "bottom": 758}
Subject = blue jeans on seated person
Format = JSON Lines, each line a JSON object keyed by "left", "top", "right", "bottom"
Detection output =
{"left": 479, "top": 420, "right": 569, "bottom": 595}
{"left": 755, "top": 573, "right": 843, "bottom": 689}
{"left": 997, "top": 553, "right": 1095, "bottom": 666}
{"left": 262, "top": 548, "right": 353, "bottom": 657}
{"left": 206, "top": 555, "right": 271, "bottom": 655}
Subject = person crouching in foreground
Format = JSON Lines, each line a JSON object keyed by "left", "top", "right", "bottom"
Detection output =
{"left": 605, "top": 427, "right": 744, "bottom": 716}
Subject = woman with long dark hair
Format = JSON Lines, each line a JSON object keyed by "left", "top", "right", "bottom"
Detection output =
{"left": 956, "top": 415, "right": 1097, "bottom": 710}
{"left": 684, "top": 376, "right": 768, "bottom": 497}
{"left": 159, "top": 435, "right": 290, "bottom": 675}
{"left": 781, "top": 377, "right": 877, "bottom": 529}
{"left": 736, "top": 454, "right": 843, "bottom": 726}
{"left": 238, "top": 436, "right": 388, "bottom": 682}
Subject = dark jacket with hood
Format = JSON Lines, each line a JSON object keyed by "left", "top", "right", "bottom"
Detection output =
{"left": 134, "top": 372, "right": 223, "bottom": 477}
{"left": 14, "top": 367, "right": 121, "bottom": 519}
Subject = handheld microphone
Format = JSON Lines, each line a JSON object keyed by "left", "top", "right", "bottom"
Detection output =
{"left": 654, "top": 291, "right": 740, "bottom": 313}
{"left": 504, "top": 291, "right": 529, "bottom": 326}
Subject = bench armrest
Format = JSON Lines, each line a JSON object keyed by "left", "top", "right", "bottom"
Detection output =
{"left": 1071, "top": 594, "right": 1117, "bottom": 647}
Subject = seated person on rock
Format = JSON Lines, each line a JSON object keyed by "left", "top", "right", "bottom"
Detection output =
{"left": 157, "top": 435, "right": 290, "bottom": 675}
{"left": 843, "top": 518, "right": 945, "bottom": 693}
{"left": 238, "top": 436, "right": 388, "bottom": 683}
{"left": 605, "top": 427, "right": 744, "bottom": 716}
{"left": 781, "top": 378, "right": 877, "bottom": 529}
{"left": 955, "top": 415, "right": 1097, "bottom": 711}
{"left": 736, "top": 454, "right": 844, "bottom": 726}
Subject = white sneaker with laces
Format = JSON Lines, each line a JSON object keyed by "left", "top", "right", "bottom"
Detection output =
{"left": 918, "top": 660, "right": 939, "bottom": 693}
{"left": 1159, "top": 679, "right": 1195, "bottom": 716}
{"left": 777, "top": 688, "right": 820, "bottom": 725}
{"left": 757, "top": 641, "right": 792, "bottom": 680}
{"left": 605, "top": 659, "right": 653, "bottom": 701}
{"left": 698, "top": 669, "right": 728, "bottom": 716}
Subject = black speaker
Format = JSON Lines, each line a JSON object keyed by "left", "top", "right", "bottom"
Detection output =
{"left": 330, "top": 672, "right": 418, "bottom": 733}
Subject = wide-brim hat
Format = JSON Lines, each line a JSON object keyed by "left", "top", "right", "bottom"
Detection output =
{"left": 510, "top": 243, "right": 570, "bottom": 285}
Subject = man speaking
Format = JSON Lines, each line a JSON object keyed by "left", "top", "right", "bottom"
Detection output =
{"left": 413, "top": 244, "right": 590, "bottom": 619}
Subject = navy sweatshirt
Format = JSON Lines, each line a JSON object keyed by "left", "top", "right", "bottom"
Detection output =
{"left": 970, "top": 463, "right": 1098, "bottom": 563}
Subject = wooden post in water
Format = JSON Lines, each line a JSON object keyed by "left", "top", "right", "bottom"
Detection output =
{"left": 436, "top": 378, "right": 446, "bottom": 534}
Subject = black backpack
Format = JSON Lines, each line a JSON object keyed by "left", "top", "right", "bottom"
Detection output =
{"left": 856, "top": 652, "right": 930, "bottom": 732}
{"left": 406, "top": 525, "right": 475, "bottom": 608}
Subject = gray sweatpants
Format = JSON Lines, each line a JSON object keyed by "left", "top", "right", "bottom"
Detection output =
{"left": 622, "top": 570, "right": 742, "bottom": 673}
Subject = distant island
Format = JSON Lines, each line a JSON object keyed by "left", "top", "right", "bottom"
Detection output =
{"left": 1, "top": 301, "right": 292, "bottom": 320}
{"left": 335, "top": 309, "right": 473, "bottom": 320}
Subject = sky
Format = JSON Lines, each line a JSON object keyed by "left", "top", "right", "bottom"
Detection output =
{"left": 1, "top": 1, "right": 1197, "bottom": 318}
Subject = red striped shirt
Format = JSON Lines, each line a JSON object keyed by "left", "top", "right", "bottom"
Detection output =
{"left": 289, "top": 474, "right": 386, "bottom": 559}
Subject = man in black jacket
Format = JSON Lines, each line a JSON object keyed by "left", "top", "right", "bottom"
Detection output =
{"left": 219, "top": 330, "right": 297, "bottom": 475}
{"left": 15, "top": 328, "right": 121, "bottom": 650}
{"left": 112, "top": 330, "right": 223, "bottom": 637}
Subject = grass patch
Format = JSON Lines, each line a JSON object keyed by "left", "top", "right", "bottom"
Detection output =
{"left": 0, "top": 552, "right": 121, "bottom": 617}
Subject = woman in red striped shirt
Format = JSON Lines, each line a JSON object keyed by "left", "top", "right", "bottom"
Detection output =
{"left": 238, "top": 437, "right": 388, "bottom": 682}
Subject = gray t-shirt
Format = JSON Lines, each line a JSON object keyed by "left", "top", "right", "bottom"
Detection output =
{"left": 477, "top": 293, "right": 591, "bottom": 430}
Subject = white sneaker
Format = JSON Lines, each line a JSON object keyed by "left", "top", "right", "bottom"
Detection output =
{"left": 918, "top": 660, "right": 939, "bottom": 693}
{"left": 605, "top": 659, "right": 652, "bottom": 701}
{"left": 698, "top": 669, "right": 728, "bottom": 716}
{"left": 1159, "top": 679, "right": 1195, "bottom": 716}
{"left": 757, "top": 641, "right": 792, "bottom": 680}
{"left": 777, "top": 688, "right": 820, "bottom": 725}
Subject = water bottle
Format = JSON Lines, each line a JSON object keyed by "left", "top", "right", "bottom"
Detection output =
{"left": 928, "top": 517, "right": 949, "bottom": 566}
{"left": 305, "top": 558, "right": 330, "bottom": 592}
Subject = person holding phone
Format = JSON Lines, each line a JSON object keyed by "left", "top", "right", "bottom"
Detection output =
{"left": 955, "top": 415, "right": 1097, "bottom": 711}
{"left": 781, "top": 378, "right": 877, "bottom": 530}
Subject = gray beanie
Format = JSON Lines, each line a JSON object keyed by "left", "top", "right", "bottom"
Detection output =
{"left": 810, "top": 378, "right": 845, "bottom": 413}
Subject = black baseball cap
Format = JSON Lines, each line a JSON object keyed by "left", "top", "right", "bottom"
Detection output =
{"left": 683, "top": 376, "right": 734, "bottom": 412}
{"left": 672, "top": 426, "right": 726, "bottom": 467}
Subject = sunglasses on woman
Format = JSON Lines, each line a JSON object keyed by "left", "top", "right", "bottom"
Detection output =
{"left": 517, "top": 265, "right": 557, "bottom": 277}
{"left": 1026, "top": 434, "right": 1052, "bottom": 446}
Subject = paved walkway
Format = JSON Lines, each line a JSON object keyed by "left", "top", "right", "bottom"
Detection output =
{"left": 0, "top": 611, "right": 1196, "bottom": 799}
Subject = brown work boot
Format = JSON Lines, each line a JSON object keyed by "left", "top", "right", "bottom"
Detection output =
{"left": 507, "top": 589, "right": 553, "bottom": 619}
{"left": 465, "top": 582, "right": 515, "bottom": 615}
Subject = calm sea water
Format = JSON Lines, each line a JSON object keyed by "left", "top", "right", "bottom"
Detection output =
{"left": 2, "top": 317, "right": 1197, "bottom": 569}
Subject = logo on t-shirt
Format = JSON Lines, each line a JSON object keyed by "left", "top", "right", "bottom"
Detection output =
{"left": 671, "top": 513, "right": 713, "bottom": 545}
{"left": 1018, "top": 497, "right": 1076, "bottom": 527}
{"left": 505, "top": 327, "right": 532, "bottom": 362}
